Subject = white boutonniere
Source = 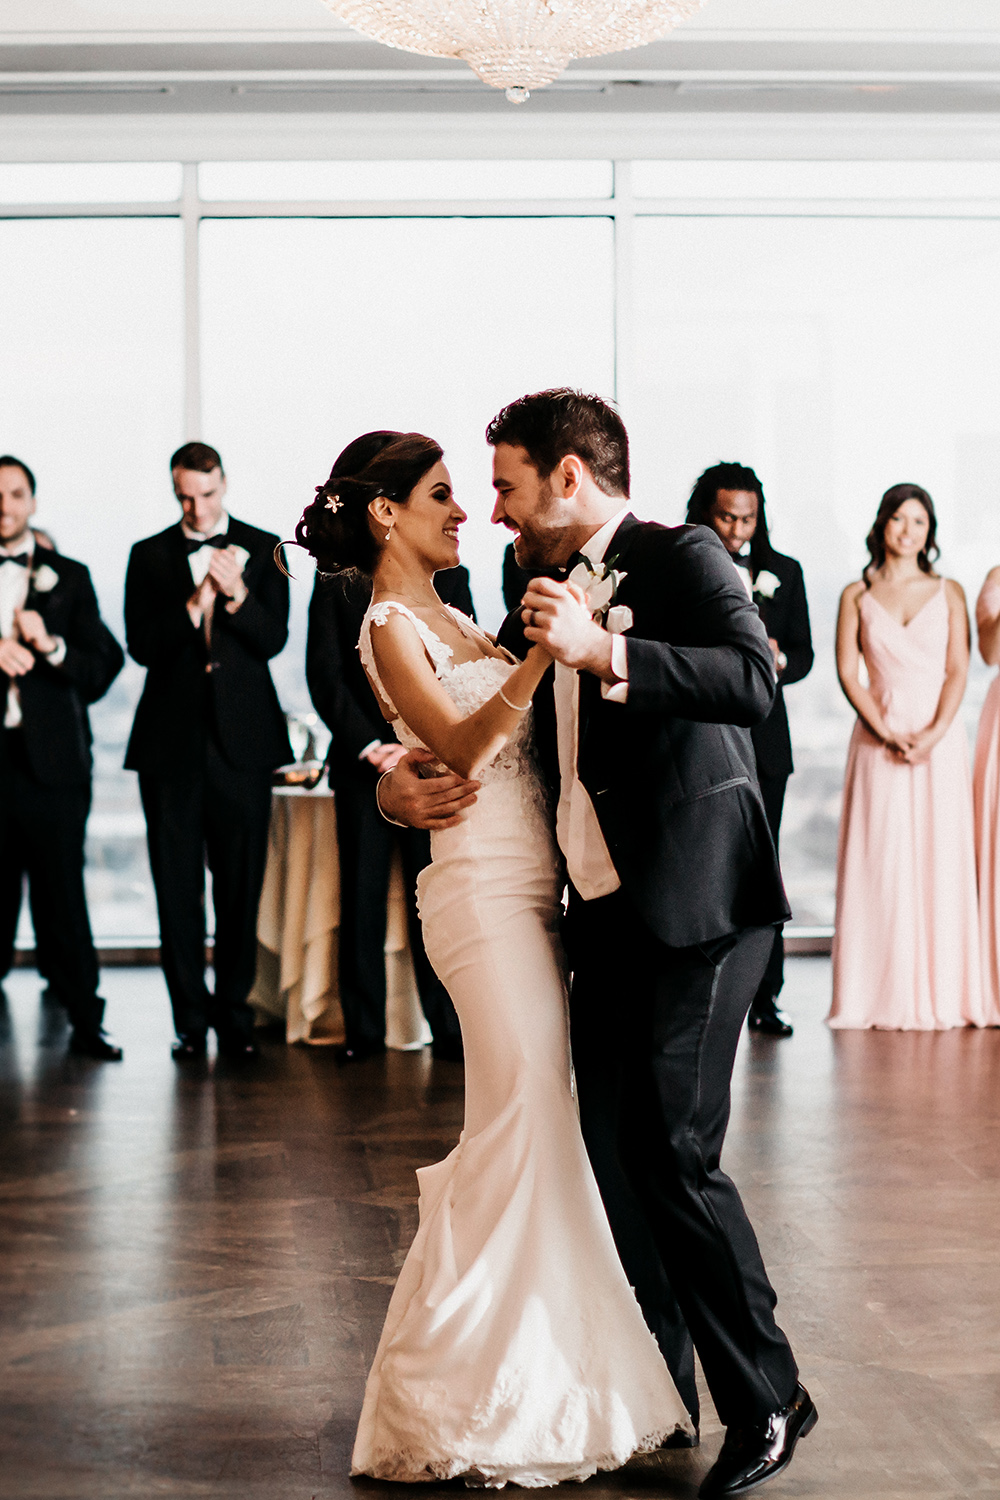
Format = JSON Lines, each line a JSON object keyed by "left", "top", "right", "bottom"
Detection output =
{"left": 31, "top": 563, "right": 59, "bottom": 593}
{"left": 229, "top": 544, "right": 250, "bottom": 572}
{"left": 753, "top": 570, "right": 781, "bottom": 600}
{"left": 567, "top": 555, "right": 631, "bottom": 631}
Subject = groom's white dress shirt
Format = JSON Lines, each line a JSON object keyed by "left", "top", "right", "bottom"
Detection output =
{"left": 554, "top": 506, "right": 630, "bottom": 901}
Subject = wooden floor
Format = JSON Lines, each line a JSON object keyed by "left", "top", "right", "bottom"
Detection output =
{"left": 2, "top": 961, "right": 1000, "bottom": 1500}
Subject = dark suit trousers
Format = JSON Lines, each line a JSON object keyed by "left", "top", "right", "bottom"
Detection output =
{"left": 139, "top": 737, "right": 272, "bottom": 1042}
{"left": 566, "top": 889, "right": 798, "bottom": 1429}
{"left": 754, "top": 773, "right": 788, "bottom": 1005}
{"left": 0, "top": 855, "right": 24, "bottom": 979}
{"left": 333, "top": 772, "right": 460, "bottom": 1051}
{"left": 0, "top": 728, "right": 102, "bottom": 1032}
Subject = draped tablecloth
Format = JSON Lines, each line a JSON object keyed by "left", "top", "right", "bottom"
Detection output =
{"left": 248, "top": 782, "right": 431, "bottom": 1048}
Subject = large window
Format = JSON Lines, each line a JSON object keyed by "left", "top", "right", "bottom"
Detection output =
{"left": 5, "top": 158, "right": 1000, "bottom": 941}
{"left": 0, "top": 216, "right": 183, "bottom": 941}
{"left": 199, "top": 214, "right": 615, "bottom": 675}
{"left": 628, "top": 216, "right": 1000, "bottom": 925}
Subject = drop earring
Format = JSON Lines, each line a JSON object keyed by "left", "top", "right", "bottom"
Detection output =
{"left": 384, "top": 526, "right": 392, "bottom": 542}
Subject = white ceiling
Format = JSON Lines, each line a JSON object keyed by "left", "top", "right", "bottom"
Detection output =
{"left": 2, "top": 0, "right": 1000, "bottom": 40}
{"left": 6, "top": 0, "right": 1000, "bottom": 161}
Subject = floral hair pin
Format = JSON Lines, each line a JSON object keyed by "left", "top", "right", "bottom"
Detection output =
{"left": 324, "top": 490, "right": 344, "bottom": 514}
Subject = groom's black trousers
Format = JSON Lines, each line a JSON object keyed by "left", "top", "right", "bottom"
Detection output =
{"left": 565, "top": 889, "right": 799, "bottom": 1430}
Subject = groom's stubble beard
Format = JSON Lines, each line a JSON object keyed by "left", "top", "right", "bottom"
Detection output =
{"left": 511, "top": 476, "right": 578, "bottom": 571}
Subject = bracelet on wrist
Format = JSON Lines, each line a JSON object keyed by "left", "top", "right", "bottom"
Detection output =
{"left": 498, "top": 685, "right": 531, "bottom": 713}
{"left": 375, "top": 769, "right": 407, "bottom": 828}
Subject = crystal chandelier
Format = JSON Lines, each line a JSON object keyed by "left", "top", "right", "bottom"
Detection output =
{"left": 321, "top": 0, "right": 708, "bottom": 101}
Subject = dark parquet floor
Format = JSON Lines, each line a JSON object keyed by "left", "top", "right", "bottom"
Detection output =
{"left": 2, "top": 960, "right": 1000, "bottom": 1499}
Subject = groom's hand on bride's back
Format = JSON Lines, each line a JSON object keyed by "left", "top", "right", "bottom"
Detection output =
{"left": 378, "top": 749, "right": 480, "bottom": 830}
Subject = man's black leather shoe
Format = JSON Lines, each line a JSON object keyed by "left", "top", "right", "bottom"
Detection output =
{"left": 698, "top": 1385, "right": 817, "bottom": 1497}
{"left": 747, "top": 1001, "right": 793, "bottom": 1038}
{"left": 171, "top": 1035, "right": 207, "bottom": 1060}
{"left": 68, "top": 1028, "right": 123, "bottom": 1061}
{"left": 216, "top": 1035, "right": 260, "bottom": 1061}
{"left": 334, "top": 1039, "right": 386, "bottom": 1065}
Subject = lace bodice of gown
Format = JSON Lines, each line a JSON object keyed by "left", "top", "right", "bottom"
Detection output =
{"left": 359, "top": 599, "right": 540, "bottom": 790}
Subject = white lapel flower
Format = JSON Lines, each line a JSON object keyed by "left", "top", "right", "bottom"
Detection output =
{"left": 31, "top": 563, "right": 60, "bottom": 593}
{"left": 567, "top": 556, "right": 628, "bottom": 626}
{"left": 753, "top": 570, "right": 781, "bottom": 600}
{"left": 605, "top": 604, "right": 634, "bottom": 635}
{"left": 229, "top": 544, "right": 250, "bottom": 572}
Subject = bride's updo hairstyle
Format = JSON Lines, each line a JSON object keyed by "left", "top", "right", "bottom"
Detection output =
{"left": 295, "top": 430, "right": 443, "bottom": 577}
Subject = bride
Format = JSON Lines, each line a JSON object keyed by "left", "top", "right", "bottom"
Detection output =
{"left": 295, "top": 430, "right": 691, "bottom": 1487}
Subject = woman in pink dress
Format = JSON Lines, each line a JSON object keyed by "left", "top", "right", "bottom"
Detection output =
{"left": 972, "top": 571, "right": 1000, "bottom": 1023}
{"left": 829, "top": 483, "right": 985, "bottom": 1029}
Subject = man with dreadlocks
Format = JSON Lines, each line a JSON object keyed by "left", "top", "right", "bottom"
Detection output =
{"left": 686, "top": 462, "right": 813, "bottom": 1038}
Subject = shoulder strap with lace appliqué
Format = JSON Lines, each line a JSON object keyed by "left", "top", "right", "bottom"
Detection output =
{"left": 358, "top": 599, "right": 455, "bottom": 718}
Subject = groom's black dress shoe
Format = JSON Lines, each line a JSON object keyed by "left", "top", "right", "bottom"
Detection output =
{"left": 747, "top": 999, "right": 793, "bottom": 1038}
{"left": 68, "top": 1028, "right": 123, "bottom": 1061}
{"left": 698, "top": 1384, "right": 817, "bottom": 1497}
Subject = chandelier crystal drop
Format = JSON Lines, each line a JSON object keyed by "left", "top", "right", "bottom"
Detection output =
{"left": 321, "top": 0, "right": 707, "bottom": 98}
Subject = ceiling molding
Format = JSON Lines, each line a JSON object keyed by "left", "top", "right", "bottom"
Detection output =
{"left": 6, "top": 109, "right": 1000, "bottom": 163}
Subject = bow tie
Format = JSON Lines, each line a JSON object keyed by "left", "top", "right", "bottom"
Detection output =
{"left": 0, "top": 552, "right": 30, "bottom": 568}
{"left": 185, "top": 534, "right": 230, "bottom": 555}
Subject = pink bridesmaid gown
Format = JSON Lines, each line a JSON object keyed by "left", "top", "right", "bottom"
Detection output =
{"left": 972, "top": 577, "right": 1000, "bottom": 1024}
{"left": 829, "top": 580, "right": 987, "bottom": 1030}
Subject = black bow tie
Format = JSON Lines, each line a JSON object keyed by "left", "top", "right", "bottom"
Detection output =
{"left": 0, "top": 551, "right": 30, "bottom": 567}
{"left": 184, "top": 533, "right": 229, "bottom": 555}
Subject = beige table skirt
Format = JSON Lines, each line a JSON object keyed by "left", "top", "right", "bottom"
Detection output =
{"left": 248, "top": 782, "right": 431, "bottom": 1048}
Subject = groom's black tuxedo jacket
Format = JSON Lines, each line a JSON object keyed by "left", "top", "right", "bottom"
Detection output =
{"left": 124, "top": 517, "right": 291, "bottom": 776}
{"left": 8, "top": 553, "right": 124, "bottom": 788}
{"left": 497, "top": 516, "right": 790, "bottom": 949}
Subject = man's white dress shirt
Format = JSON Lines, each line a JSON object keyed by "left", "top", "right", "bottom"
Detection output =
{"left": 182, "top": 510, "right": 230, "bottom": 587}
{"left": 553, "top": 506, "right": 631, "bottom": 901}
{"left": 0, "top": 534, "right": 66, "bottom": 728}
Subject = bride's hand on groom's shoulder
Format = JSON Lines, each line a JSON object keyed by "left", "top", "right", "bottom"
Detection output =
{"left": 379, "top": 749, "right": 481, "bottom": 830}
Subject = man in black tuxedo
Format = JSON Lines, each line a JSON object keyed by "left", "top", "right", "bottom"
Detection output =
{"left": 378, "top": 393, "right": 815, "bottom": 1499}
{"left": 0, "top": 523, "right": 58, "bottom": 988}
{"left": 686, "top": 464, "right": 813, "bottom": 1038}
{"left": 306, "top": 564, "right": 474, "bottom": 1063}
{"left": 125, "top": 443, "right": 291, "bottom": 1061}
{"left": 0, "top": 455, "right": 124, "bottom": 1060}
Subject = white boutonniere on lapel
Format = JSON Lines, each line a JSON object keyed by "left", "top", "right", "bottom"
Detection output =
{"left": 229, "top": 544, "right": 250, "bottom": 572}
{"left": 567, "top": 555, "right": 633, "bottom": 634}
{"left": 753, "top": 570, "right": 781, "bottom": 600}
{"left": 30, "top": 562, "right": 60, "bottom": 594}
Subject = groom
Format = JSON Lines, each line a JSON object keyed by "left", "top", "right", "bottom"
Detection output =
{"left": 377, "top": 391, "right": 815, "bottom": 1498}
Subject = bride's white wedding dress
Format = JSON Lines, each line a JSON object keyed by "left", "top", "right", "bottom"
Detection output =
{"left": 352, "top": 601, "right": 691, "bottom": 1487}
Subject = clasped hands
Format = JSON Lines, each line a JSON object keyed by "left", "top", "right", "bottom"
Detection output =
{"left": 379, "top": 578, "right": 623, "bottom": 830}
{"left": 187, "top": 547, "right": 248, "bottom": 625}
{"left": 881, "top": 724, "right": 944, "bottom": 765}
{"left": 0, "top": 608, "right": 59, "bottom": 676}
